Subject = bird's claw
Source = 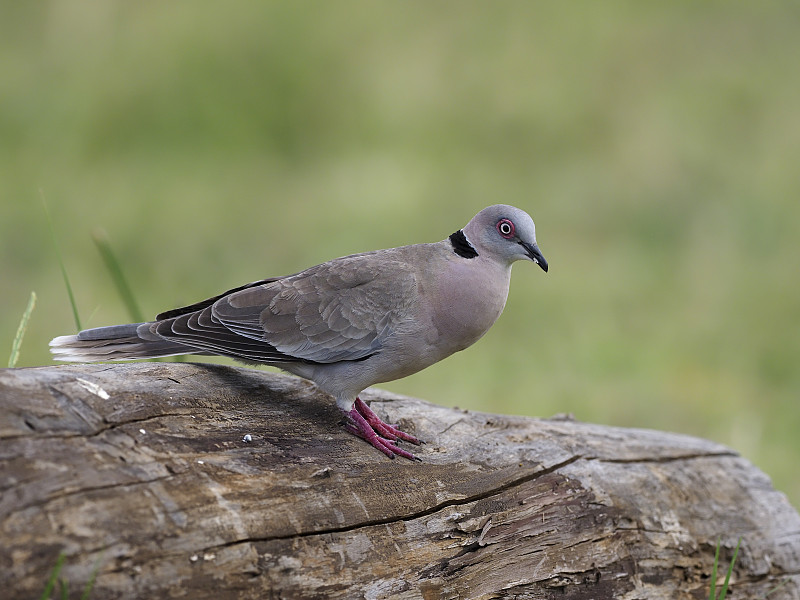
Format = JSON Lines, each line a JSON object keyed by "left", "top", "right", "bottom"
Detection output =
{"left": 344, "top": 398, "right": 422, "bottom": 460}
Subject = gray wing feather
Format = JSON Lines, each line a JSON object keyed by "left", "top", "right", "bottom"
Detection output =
{"left": 153, "top": 306, "right": 297, "bottom": 363}
{"left": 212, "top": 252, "right": 419, "bottom": 364}
{"left": 54, "top": 249, "right": 424, "bottom": 365}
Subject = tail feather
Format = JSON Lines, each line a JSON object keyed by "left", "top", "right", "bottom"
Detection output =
{"left": 76, "top": 323, "right": 143, "bottom": 341}
{"left": 50, "top": 323, "right": 199, "bottom": 362}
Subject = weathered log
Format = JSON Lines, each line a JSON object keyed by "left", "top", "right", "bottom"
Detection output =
{"left": 1, "top": 363, "right": 798, "bottom": 599}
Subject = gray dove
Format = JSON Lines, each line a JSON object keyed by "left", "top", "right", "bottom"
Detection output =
{"left": 50, "top": 204, "right": 548, "bottom": 460}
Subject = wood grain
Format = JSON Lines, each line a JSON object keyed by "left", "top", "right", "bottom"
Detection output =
{"left": 1, "top": 363, "right": 798, "bottom": 599}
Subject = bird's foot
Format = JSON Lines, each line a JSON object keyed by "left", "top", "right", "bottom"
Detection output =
{"left": 344, "top": 397, "right": 422, "bottom": 461}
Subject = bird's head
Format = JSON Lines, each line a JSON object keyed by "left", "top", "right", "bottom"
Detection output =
{"left": 459, "top": 204, "right": 548, "bottom": 272}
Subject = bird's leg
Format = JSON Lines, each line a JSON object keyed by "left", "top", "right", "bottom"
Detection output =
{"left": 343, "top": 398, "right": 422, "bottom": 461}
{"left": 354, "top": 398, "right": 421, "bottom": 445}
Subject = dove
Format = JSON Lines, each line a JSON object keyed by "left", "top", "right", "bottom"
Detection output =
{"left": 50, "top": 204, "right": 548, "bottom": 460}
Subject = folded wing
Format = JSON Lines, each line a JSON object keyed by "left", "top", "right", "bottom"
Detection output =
{"left": 153, "top": 252, "right": 419, "bottom": 365}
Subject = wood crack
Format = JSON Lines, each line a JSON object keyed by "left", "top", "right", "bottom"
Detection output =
{"left": 3, "top": 363, "right": 798, "bottom": 599}
{"left": 2, "top": 412, "right": 197, "bottom": 441}
{"left": 2, "top": 472, "right": 176, "bottom": 519}
{"left": 203, "top": 454, "right": 584, "bottom": 551}
{"left": 587, "top": 451, "right": 738, "bottom": 464}
{"left": 86, "top": 412, "right": 196, "bottom": 438}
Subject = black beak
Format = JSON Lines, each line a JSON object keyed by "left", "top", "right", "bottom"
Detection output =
{"left": 521, "top": 241, "right": 548, "bottom": 272}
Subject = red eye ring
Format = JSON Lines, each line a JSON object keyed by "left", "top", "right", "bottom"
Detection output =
{"left": 497, "top": 218, "right": 515, "bottom": 239}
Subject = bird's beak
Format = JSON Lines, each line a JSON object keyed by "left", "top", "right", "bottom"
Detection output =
{"left": 521, "top": 241, "right": 548, "bottom": 272}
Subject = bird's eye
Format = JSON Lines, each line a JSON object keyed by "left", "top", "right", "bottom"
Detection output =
{"left": 497, "top": 219, "right": 515, "bottom": 239}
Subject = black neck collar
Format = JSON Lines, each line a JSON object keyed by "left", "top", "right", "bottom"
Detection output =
{"left": 449, "top": 230, "right": 479, "bottom": 259}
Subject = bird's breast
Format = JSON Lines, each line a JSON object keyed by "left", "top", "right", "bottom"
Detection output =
{"left": 425, "top": 258, "right": 511, "bottom": 355}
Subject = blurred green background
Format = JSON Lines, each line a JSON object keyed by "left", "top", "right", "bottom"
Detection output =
{"left": 2, "top": 2, "right": 798, "bottom": 507}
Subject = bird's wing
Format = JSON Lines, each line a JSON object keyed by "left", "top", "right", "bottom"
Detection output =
{"left": 155, "top": 251, "right": 420, "bottom": 364}
{"left": 155, "top": 278, "right": 280, "bottom": 320}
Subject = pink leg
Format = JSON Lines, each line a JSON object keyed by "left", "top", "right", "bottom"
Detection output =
{"left": 344, "top": 397, "right": 422, "bottom": 461}
{"left": 354, "top": 398, "right": 421, "bottom": 445}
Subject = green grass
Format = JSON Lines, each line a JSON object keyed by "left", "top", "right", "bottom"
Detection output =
{"left": 90, "top": 228, "right": 184, "bottom": 361}
{"left": 706, "top": 537, "right": 789, "bottom": 599}
{"left": 1, "top": 2, "right": 799, "bottom": 508}
{"left": 8, "top": 291, "right": 36, "bottom": 368}
{"left": 42, "top": 193, "right": 81, "bottom": 332}
{"left": 762, "top": 578, "right": 791, "bottom": 598}
{"left": 92, "top": 228, "right": 144, "bottom": 323}
{"left": 709, "top": 537, "right": 740, "bottom": 600}
{"left": 39, "top": 552, "right": 99, "bottom": 600}
{"left": 39, "top": 552, "right": 66, "bottom": 600}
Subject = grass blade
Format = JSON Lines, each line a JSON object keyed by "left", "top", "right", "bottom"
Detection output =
{"left": 717, "top": 537, "right": 742, "bottom": 599}
{"left": 709, "top": 537, "right": 721, "bottom": 600}
{"left": 91, "top": 229, "right": 183, "bottom": 362}
{"left": 762, "top": 577, "right": 790, "bottom": 598}
{"left": 91, "top": 229, "right": 185, "bottom": 362}
{"left": 41, "top": 191, "right": 82, "bottom": 331}
{"left": 8, "top": 291, "right": 37, "bottom": 368}
{"left": 39, "top": 552, "right": 66, "bottom": 600}
{"left": 92, "top": 228, "right": 144, "bottom": 323}
{"left": 79, "top": 554, "right": 102, "bottom": 600}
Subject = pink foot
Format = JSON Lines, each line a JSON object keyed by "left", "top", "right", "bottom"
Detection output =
{"left": 344, "top": 397, "right": 422, "bottom": 461}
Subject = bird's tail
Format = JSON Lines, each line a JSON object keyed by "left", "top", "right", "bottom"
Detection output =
{"left": 50, "top": 323, "right": 198, "bottom": 362}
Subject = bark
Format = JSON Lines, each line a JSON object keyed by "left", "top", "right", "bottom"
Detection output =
{"left": 1, "top": 363, "right": 798, "bottom": 599}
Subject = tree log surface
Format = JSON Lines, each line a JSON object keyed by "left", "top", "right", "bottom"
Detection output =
{"left": 1, "top": 363, "right": 798, "bottom": 599}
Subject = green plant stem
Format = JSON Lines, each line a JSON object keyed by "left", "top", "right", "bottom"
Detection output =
{"left": 41, "top": 191, "right": 81, "bottom": 331}
{"left": 9, "top": 291, "right": 37, "bottom": 368}
{"left": 762, "top": 577, "right": 790, "bottom": 598}
{"left": 79, "top": 554, "right": 102, "bottom": 600}
{"left": 717, "top": 537, "right": 742, "bottom": 599}
{"left": 92, "top": 228, "right": 144, "bottom": 323}
{"left": 39, "top": 552, "right": 66, "bottom": 600}
{"left": 710, "top": 537, "right": 721, "bottom": 600}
